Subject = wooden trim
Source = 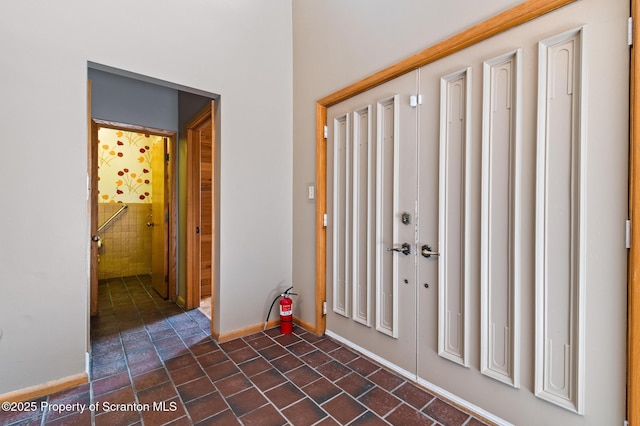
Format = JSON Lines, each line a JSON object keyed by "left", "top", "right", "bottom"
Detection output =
{"left": 92, "top": 119, "right": 175, "bottom": 137}
{"left": 168, "top": 137, "right": 178, "bottom": 301}
{"left": 88, "top": 80, "right": 99, "bottom": 316}
{"left": 294, "top": 316, "right": 317, "bottom": 335}
{"left": 318, "top": 0, "right": 576, "bottom": 108}
{"left": 185, "top": 125, "right": 201, "bottom": 311}
{"left": 176, "top": 295, "right": 186, "bottom": 309}
{"left": 212, "top": 317, "right": 316, "bottom": 344}
{"left": 315, "top": 102, "right": 327, "bottom": 336}
{"left": 214, "top": 319, "right": 280, "bottom": 343}
{"left": 314, "top": 0, "right": 578, "bottom": 338}
{"left": 185, "top": 101, "right": 217, "bottom": 339}
{"left": 90, "top": 120, "right": 99, "bottom": 315}
{"left": 185, "top": 103, "right": 214, "bottom": 129}
{"left": 0, "top": 373, "right": 88, "bottom": 403}
{"left": 629, "top": 0, "right": 639, "bottom": 423}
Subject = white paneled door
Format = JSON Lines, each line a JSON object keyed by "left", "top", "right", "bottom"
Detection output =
{"left": 326, "top": 0, "right": 628, "bottom": 424}
{"left": 327, "top": 71, "right": 419, "bottom": 375}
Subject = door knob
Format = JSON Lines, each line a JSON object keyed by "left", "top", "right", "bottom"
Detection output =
{"left": 147, "top": 222, "right": 155, "bottom": 227}
{"left": 387, "top": 243, "right": 411, "bottom": 256}
{"left": 421, "top": 244, "right": 440, "bottom": 258}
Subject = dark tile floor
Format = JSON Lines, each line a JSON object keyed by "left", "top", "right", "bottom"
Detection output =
{"left": 1, "top": 275, "right": 490, "bottom": 426}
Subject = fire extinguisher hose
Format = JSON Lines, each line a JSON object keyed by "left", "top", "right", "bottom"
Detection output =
{"left": 264, "top": 286, "right": 293, "bottom": 331}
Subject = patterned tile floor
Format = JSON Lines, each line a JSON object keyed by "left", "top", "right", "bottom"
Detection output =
{"left": 1, "top": 275, "right": 490, "bottom": 426}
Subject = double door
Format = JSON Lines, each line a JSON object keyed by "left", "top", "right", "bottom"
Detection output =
{"left": 326, "top": 0, "right": 628, "bottom": 424}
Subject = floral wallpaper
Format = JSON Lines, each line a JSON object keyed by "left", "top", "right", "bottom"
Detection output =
{"left": 98, "top": 128, "right": 163, "bottom": 203}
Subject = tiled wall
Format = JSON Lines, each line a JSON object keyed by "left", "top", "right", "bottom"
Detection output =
{"left": 98, "top": 203, "right": 152, "bottom": 280}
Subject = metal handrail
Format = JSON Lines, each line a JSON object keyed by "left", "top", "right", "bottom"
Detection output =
{"left": 98, "top": 204, "right": 128, "bottom": 232}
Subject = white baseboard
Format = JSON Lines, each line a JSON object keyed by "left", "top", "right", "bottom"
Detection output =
{"left": 325, "top": 330, "right": 512, "bottom": 426}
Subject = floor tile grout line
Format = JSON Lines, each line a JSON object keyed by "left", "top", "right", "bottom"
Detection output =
{"left": 317, "top": 335, "right": 479, "bottom": 425}
{"left": 236, "top": 328, "right": 365, "bottom": 425}
{"left": 218, "top": 343, "right": 299, "bottom": 425}
{"left": 132, "top": 275, "right": 184, "bottom": 426}
{"left": 96, "top": 275, "right": 194, "bottom": 426}
{"left": 141, "top": 275, "right": 209, "bottom": 425}
{"left": 91, "top": 276, "right": 124, "bottom": 424}
{"left": 280, "top": 331, "right": 394, "bottom": 424}
{"left": 347, "top": 410, "right": 392, "bottom": 426}
{"left": 307, "top": 338, "right": 443, "bottom": 425}
{"left": 136, "top": 279, "right": 208, "bottom": 426}
{"left": 268, "top": 333, "right": 392, "bottom": 426}
{"left": 108, "top": 276, "right": 166, "bottom": 426}
{"left": 89, "top": 277, "right": 121, "bottom": 425}
{"left": 80, "top": 276, "right": 490, "bottom": 426}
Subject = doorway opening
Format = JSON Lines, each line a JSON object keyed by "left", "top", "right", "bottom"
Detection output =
{"left": 90, "top": 119, "right": 176, "bottom": 312}
{"left": 87, "top": 64, "right": 220, "bottom": 339}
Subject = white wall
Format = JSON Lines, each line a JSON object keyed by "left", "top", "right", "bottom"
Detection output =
{"left": 0, "top": 0, "right": 292, "bottom": 393}
{"left": 291, "top": 0, "right": 521, "bottom": 325}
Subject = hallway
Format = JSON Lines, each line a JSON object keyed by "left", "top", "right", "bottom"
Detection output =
{"left": 1, "top": 276, "right": 490, "bottom": 425}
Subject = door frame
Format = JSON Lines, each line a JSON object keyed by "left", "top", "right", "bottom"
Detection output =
{"left": 185, "top": 101, "right": 217, "bottom": 331}
{"left": 315, "top": 0, "right": 639, "bottom": 422}
{"left": 629, "top": 0, "right": 640, "bottom": 422}
{"left": 89, "top": 119, "right": 177, "bottom": 312}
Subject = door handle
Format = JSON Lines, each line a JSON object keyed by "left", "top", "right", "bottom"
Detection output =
{"left": 147, "top": 222, "right": 155, "bottom": 227}
{"left": 421, "top": 244, "right": 440, "bottom": 258}
{"left": 387, "top": 243, "right": 411, "bottom": 256}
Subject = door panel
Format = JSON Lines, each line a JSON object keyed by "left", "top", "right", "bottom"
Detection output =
{"left": 326, "top": 71, "right": 418, "bottom": 373}
{"left": 352, "top": 105, "right": 374, "bottom": 327}
{"left": 536, "top": 26, "right": 586, "bottom": 412}
{"left": 437, "top": 67, "right": 472, "bottom": 366}
{"left": 480, "top": 49, "right": 522, "bottom": 388}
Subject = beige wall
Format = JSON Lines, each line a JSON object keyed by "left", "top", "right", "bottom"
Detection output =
{"left": 0, "top": 0, "right": 544, "bottom": 397}
{"left": 0, "top": 0, "right": 292, "bottom": 394}
{"left": 291, "top": 0, "right": 521, "bottom": 324}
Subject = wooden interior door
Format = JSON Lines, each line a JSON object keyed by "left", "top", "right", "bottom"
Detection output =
{"left": 200, "top": 126, "right": 213, "bottom": 300}
{"left": 151, "top": 138, "right": 168, "bottom": 298}
{"left": 186, "top": 101, "right": 215, "bottom": 310}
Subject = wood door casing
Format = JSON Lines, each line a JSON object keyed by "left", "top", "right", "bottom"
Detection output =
{"left": 186, "top": 101, "right": 216, "bottom": 312}
{"left": 151, "top": 138, "right": 168, "bottom": 298}
{"left": 88, "top": 81, "right": 99, "bottom": 316}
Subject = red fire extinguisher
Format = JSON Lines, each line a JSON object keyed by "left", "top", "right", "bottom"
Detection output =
{"left": 279, "top": 293, "right": 293, "bottom": 334}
